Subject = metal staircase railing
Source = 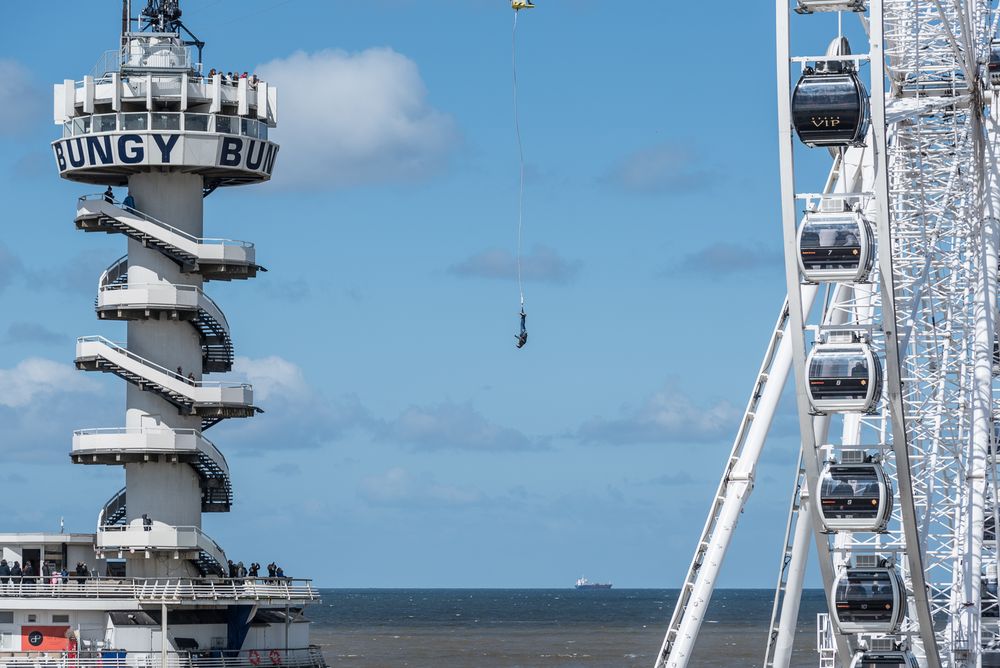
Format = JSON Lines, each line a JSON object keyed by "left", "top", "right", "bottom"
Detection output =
{"left": 76, "top": 429, "right": 232, "bottom": 512}
{"left": 99, "top": 254, "right": 129, "bottom": 288}
{"left": 96, "top": 256, "right": 235, "bottom": 374}
{"left": 98, "top": 487, "right": 127, "bottom": 527}
{"left": 75, "top": 336, "right": 258, "bottom": 430}
{"left": 98, "top": 522, "right": 229, "bottom": 578}
{"left": 76, "top": 196, "right": 263, "bottom": 281}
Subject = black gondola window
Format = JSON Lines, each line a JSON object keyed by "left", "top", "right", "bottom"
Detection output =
{"left": 800, "top": 221, "right": 862, "bottom": 271}
{"left": 835, "top": 571, "right": 896, "bottom": 625}
{"left": 821, "top": 467, "right": 880, "bottom": 520}
{"left": 809, "top": 352, "right": 869, "bottom": 400}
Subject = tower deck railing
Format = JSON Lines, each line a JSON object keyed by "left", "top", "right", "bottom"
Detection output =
{"left": 0, "top": 648, "right": 324, "bottom": 668}
{"left": 0, "top": 577, "right": 318, "bottom": 602}
{"left": 96, "top": 283, "right": 231, "bottom": 335}
{"left": 73, "top": 428, "right": 225, "bottom": 465}
{"left": 63, "top": 113, "right": 269, "bottom": 140}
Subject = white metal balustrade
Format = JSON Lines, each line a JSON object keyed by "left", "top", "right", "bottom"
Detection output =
{"left": 77, "top": 429, "right": 231, "bottom": 514}
{"left": 77, "top": 198, "right": 261, "bottom": 281}
{"left": 68, "top": 67, "right": 276, "bottom": 126}
{"left": 62, "top": 113, "right": 270, "bottom": 141}
{"left": 95, "top": 278, "right": 233, "bottom": 374}
{"left": 97, "top": 522, "right": 227, "bottom": 574}
{"left": 0, "top": 577, "right": 318, "bottom": 602}
{"left": 75, "top": 336, "right": 258, "bottom": 428}
{"left": 0, "top": 648, "right": 324, "bottom": 668}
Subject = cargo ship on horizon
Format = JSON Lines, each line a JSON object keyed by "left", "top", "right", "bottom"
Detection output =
{"left": 575, "top": 578, "right": 612, "bottom": 590}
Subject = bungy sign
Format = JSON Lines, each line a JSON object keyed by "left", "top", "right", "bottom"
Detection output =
{"left": 52, "top": 134, "right": 279, "bottom": 177}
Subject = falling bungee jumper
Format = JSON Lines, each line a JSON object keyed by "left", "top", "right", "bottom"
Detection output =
{"left": 511, "top": 0, "right": 534, "bottom": 348}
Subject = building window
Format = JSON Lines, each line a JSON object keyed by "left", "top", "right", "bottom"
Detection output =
{"left": 0, "top": 612, "right": 12, "bottom": 624}
{"left": 52, "top": 615, "right": 69, "bottom": 624}
{"left": 26, "top": 615, "right": 36, "bottom": 623}
{"left": 0, "top": 633, "right": 12, "bottom": 650}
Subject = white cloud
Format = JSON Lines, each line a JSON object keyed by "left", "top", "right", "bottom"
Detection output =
{"left": 603, "top": 143, "right": 715, "bottom": 194}
{"left": 0, "top": 359, "right": 111, "bottom": 461}
{"left": 380, "top": 402, "right": 546, "bottom": 452}
{"left": 257, "top": 48, "right": 459, "bottom": 189}
{"left": 0, "top": 244, "right": 23, "bottom": 292}
{"left": 227, "top": 359, "right": 543, "bottom": 453}
{"left": 0, "top": 60, "right": 44, "bottom": 134}
{"left": 668, "top": 242, "right": 783, "bottom": 278}
{"left": 221, "top": 356, "right": 371, "bottom": 450}
{"left": 448, "top": 245, "right": 581, "bottom": 284}
{"left": 359, "top": 467, "right": 482, "bottom": 507}
{"left": 577, "top": 385, "right": 739, "bottom": 445}
{"left": 3, "top": 322, "right": 66, "bottom": 346}
{"left": 233, "top": 355, "right": 309, "bottom": 401}
{"left": 0, "top": 358, "right": 97, "bottom": 408}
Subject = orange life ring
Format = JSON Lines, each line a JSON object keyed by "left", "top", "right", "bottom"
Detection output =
{"left": 248, "top": 650, "right": 261, "bottom": 666}
{"left": 269, "top": 649, "right": 282, "bottom": 665}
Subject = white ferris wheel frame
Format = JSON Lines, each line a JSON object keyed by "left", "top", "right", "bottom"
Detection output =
{"left": 654, "top": 1, "right": 1000, "bottom": 667}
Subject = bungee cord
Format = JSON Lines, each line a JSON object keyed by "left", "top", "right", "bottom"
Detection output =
{"left": 512, "top": 1, "right": 533, "bottom": 349}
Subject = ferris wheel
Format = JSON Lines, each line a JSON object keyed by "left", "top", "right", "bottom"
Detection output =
{"left": 654, "top": 1, "right": 1000, "bottom": 667}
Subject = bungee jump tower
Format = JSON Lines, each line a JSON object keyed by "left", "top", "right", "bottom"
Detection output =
{"left": 0, "top": 1, "right": 325, "bottom": 664}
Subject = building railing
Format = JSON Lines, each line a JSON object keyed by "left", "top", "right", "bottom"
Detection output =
{"left": 0, "top": 648, "right": 325, "bottom": 668}
{"left": 91, "top": 36, "right": 198, "bottom": 79}
{"left": 96, "top": 283, "right": 231, "bottom": 335}
{"left": 0, "top": 577, "right": 318, "bottom": 602}
{"left": 76, "top": 336, "right": 249, "bottom": 390}
{"left": 62, "top": 113, "right": 268, "bottom": 141}
{"left": 97, "top": 487, "right": 127, "bottom": 527}
{"left": 72, "top": 428, "right": 227, "bottom": 474}
{"left": 78, "top": 196, "right": 254, "bottom": 249}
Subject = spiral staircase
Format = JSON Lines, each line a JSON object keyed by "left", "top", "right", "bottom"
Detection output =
{"left": 74, "top": 192, "right": 264, "bottom": 574}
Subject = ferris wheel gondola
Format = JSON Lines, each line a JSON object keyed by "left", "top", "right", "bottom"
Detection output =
{"left": 819, "top": 455, "right": 892, "bottom": 532}
{"left": 791, "top": 38, "right": 870, "bottom": 148}
{"left": 832, "top": 563, "right": 906, "bottom": 634}
{"left": 795, "top": 0, "right": 867, "bottom": 13}
{"left": 798, "top": 210, "right": 875, "bottom": 283}
{"left": 806, "top": 334, "right": 883, "bottom": 413}
{"left": 849, "top": 651, "right": 919, "bottom": 668}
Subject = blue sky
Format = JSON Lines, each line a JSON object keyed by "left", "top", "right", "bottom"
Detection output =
{"left": 0, "top": 2, "right": 853, "bottom": 588}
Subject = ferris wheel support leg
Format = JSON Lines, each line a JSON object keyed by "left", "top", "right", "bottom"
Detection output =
{"left": 656, "top": 289, "right": 816, "bottom": 668}
{"left": 772, "top": 281, "right": 858, "bottom": 668}
{"left": 770, "top": 471, "right": 818, "bottom": 668}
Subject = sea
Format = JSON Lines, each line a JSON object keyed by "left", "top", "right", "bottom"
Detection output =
{"left": 310, "top": 588, "right": 829, "bottom": 667}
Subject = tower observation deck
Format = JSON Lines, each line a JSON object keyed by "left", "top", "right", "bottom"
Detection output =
{"left": 53, "top": 0, "right": 276, "bottom": 579}
{"left": 0, "top": 1, "right": 329, "bottom": 664}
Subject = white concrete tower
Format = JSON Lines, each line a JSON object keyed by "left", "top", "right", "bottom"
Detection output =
{"left": 55, "top": 0, "right": 277, "bottom": 579}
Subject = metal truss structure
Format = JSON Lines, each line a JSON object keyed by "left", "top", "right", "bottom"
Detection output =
{"left": 654, "top": 0, "right": 1000, "bottom": 666}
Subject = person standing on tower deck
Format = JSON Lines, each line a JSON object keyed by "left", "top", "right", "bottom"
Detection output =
{"left": 0, "top": 560, "right": 9, "bottom": 585}
{"left": 122, "top": 191, "right": 135, "bottom": 210}
{"left": 103, "top": 186, "right": 114, "bottom": 204}
{"left": 142, "top": 513, "right": 152, "bottom": 531}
